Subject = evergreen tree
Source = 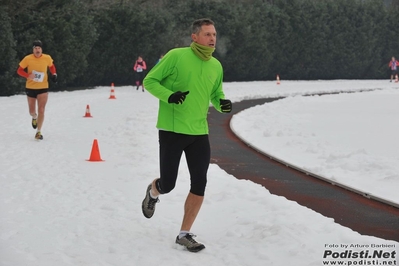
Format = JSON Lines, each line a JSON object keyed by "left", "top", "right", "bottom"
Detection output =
{"left": 0, "top": 8, "right": 23, "bottom": 96}
{"left": 9, "top": 0, "right": 97, "bottom": 90}
{"left": 81, "top": 4, "right": 175, "bottom": 86}
{"left": 1, "top": 0, "right": 398, "bottom": 95}
{"left": 383, "top": 6, "right": 399, "bottom": 75}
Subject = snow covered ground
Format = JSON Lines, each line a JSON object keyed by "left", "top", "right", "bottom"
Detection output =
{"left": 1, "top": 80, "right": 398, "bottom": 266}
{"left": 228, "top": 80, "right": 399, "bottom": 206}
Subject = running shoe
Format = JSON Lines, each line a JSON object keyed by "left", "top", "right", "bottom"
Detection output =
{"left": 32, "top": 118, "right": 37, "bottom": 129}
{"left": 35, "top": 131, "right": 43, "bottom": 140}
{"left": 141, "top": 184, "right": 159, "bottom": 218}
{"left": 175, "top": 233, "right": 205, "bottom": 252}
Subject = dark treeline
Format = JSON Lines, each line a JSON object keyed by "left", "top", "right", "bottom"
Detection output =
{"left": 1, "top": 0, "right": 398, "bottom": 96}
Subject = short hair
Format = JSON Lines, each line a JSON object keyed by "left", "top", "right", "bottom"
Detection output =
{"left": 191, "top": 18, "right": 215, "bottom": 34}
{"left": 33, "top": 40, "right": 42, "bottom": 48}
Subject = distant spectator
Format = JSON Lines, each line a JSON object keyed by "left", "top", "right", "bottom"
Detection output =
{"left": 133, "top": 56, "right": 147, "bottom": 91}
{"left": 156, "top": 54, "right": 164, "bottom": 64}
{"left": 388, "top": 56, "right": 399, "bottom": 82}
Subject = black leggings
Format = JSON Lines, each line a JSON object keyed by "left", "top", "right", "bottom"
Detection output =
{"left": 135, "top": 72, "right": 145, "bottom": 85}
{"left": 158, "top": 130, "right": 210, "bottom": 196}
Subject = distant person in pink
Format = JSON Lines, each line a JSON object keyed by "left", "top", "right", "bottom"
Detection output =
{"left": 388, "top": 56, "right": 399, "bottom": 82}
{"left": 133, "top": 56, "right": 147, "bottom": 91}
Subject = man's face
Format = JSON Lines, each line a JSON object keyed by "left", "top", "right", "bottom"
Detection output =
{"left": 192, "top": 24, "right": 216, "bottom": 48}
{"left": 33, "top": 46, "right": 42, "bottom": 57}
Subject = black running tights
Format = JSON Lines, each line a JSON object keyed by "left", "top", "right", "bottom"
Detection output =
{"left": 157, "top": 130, "right": 210, "bottom": 196}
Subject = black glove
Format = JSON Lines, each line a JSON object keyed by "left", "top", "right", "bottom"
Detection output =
{"left": 51, "top": 74, "right": 57, "bottom": 83}
{"left": 168, "top": 91, "right": 190, "bottom": 104}
{"left": 220, "top": 99, "right": 232, "bottom": 113}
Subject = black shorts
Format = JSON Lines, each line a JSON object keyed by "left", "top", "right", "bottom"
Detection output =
{"left": 26, "top": 88, "right": 48, "bottom": 98}
{"left": 158, "top": 130, "right": 210, "bottom": 196}
{"left": 135, "top": 72, "right": 145, "bottom": 83}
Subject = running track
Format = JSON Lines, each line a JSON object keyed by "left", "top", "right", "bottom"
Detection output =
{"left": 208, "top": 98, "right": 399, "bottom": 242}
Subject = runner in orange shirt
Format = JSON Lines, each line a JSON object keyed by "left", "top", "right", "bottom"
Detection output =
{"left": 17, "top": 40, "right": 57, "bottom": 140}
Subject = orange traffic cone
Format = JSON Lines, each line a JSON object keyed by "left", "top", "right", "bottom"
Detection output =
{"left": 83, "top": 104, "right": 93, "bottom": 118}
{"left": 276, "top": 75, "right": 281, "bottom": 85}
{"left": 109, "top": 83, "right": 116, "bottom": 99}
{"left": 86, "top": 139, "right": 104, "bottom": 162}
{"left": 395, "top": 74, "right": 398, "bottom": 83}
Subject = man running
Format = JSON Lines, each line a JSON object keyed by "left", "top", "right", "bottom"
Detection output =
{"left": 141, "top": 18, "right": 232, "bottom": 252}
{"left": 17, "top": 40, "right": 57, "bottom": 140}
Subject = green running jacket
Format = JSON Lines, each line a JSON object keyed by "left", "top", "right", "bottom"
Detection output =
{"left": 143, "top": 47, "right": 226, "bottom": 135}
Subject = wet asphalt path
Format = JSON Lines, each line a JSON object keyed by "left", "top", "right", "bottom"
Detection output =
{"left": 208, "top": 98, "right": 399, "bottom": 242}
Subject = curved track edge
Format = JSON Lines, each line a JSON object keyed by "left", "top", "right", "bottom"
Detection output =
{"left": 230, "top": 117, "right": 399, "bottom": 210}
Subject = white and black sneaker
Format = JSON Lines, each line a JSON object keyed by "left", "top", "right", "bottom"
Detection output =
{"left": 35, "top": 131, "right": 43, "bottom": 140}
{"left": 32, "top": 118, "right": 37, "bottom": 129}
{"left": 141, "top": 184, "right": 159, "bottom": 218}
{"left": 175, "top": 233, "right": 205, "bottom": 252}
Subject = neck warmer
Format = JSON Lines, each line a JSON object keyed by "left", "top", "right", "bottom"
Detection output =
{"left": 190, "top": 42, "right": 215, "bottom": 61}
